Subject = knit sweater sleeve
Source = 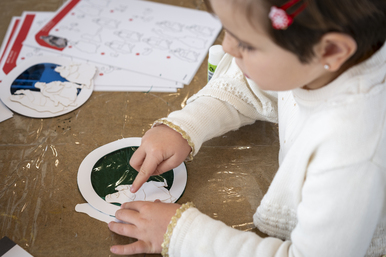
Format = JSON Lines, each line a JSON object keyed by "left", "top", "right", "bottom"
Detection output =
{"left": 167, "top": 162, "right": 384, "bottom": 257}
{"left": 159, "top": 54, "right": 278, "bottom": 155}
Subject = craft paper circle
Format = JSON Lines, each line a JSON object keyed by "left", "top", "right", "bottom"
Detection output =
{"left": 0, "top": 56, "right": 94, "bottom": 118}
{"left": 77, "top": 137, "right": 187, "bottom": 216}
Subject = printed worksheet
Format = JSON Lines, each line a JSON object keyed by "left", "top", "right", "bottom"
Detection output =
{"left": 23, "top": 0, "right": 222, "bottom": 84}
{"left": 0, "top": 17, "right": 21, "bottom": 67}
{"left": 0, "top": 17, "right": 19, "bottom": 122}
{"left": 0, "top": 12, "right": 182, "bottom": 92}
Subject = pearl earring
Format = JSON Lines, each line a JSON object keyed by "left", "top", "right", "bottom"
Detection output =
{"left": 324, "top": 64, "right": 330, "bottom": 70}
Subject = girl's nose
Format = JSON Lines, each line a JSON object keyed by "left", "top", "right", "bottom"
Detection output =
{"left": 222, "top": 31, "right": 242, "bottom": 58}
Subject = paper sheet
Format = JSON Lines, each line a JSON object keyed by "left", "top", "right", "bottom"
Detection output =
{"left": 0, "top": 17, "right": 19, "bottom": 122}
{"left": 23, "top": 0, "right": 222, "bottom": 84}
{"left": 0, "top": 17, "right": 21, "bottom": 66}
{"left": 0, "top": 12, "right": 183, "bottom": 92}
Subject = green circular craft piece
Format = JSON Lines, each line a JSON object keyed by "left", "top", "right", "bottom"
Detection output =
{"left": 90, "top": 146, "right": 174, "bottom": 200}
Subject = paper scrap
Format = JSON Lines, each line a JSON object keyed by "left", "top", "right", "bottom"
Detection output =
{"left": 75, "top": 203, "right": 117, "bottom": 224}
{"left": 0, "top": 100, "right": 13, "bottom": 122}
{"left": 0, "top": 236, "right": 33, "bottom": 257}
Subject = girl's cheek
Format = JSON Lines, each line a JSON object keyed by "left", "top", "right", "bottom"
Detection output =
{"left": 235, "top": 58, "right": 246, "bottom": 74}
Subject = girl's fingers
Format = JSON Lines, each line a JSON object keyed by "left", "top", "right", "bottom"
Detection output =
{"left": 120, "top": 200, "right": 158, "bottom": 212}
{"left": 108, "top": 221, "right": 137, "bottom": 238}
{"left": 156, "top": 154, "right": 184, "bottom": 174}
{"left": 114, "top": 208, "right": 141, "bottom": 225}
{"left": 110, "top": 201, "right": 178, "bottom": 255}
{"left": 130, "top": 154, "right": 160, "bottom": 193}
{"left": 129, "top": 146, "right": 145, "bottom": 171}
{"left": 110, "top": 240, "right": 150, "bottom": 255}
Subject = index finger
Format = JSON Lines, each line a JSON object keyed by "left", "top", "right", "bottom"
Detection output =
{"left": 130, "top": 154, "right": 160, "bottom": 193}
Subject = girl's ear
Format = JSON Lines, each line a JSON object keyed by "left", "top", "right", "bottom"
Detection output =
{"left": 316, "top": 33, "right": 357, "bottom": 72}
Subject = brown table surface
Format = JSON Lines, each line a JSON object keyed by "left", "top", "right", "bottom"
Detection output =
{"left": 0, "top": 0, "right": 278, "bottom": 256}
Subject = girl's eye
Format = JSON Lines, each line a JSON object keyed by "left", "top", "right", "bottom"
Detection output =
{"left": 238, "top": 42, "right": 255, "bottom": 51}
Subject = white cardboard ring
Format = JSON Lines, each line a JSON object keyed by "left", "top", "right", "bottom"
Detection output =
{"left": 0, "top": 56, "right": 94, "bottom": 118}
{"left": 77, "top": 137, "right": 187, "bottom": 216}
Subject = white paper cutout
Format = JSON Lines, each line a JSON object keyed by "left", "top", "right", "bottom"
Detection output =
{"left": 54, "top": 63, "right": 96, "bottom": 88}
{"left": 105, "top": 179, "right": 177, "bottom": 204}
{"left": 75, "top": 203, "right": 117, "bottom": 224}
{"left": 76, "top": 137, "right": 187, "bottom": 220}
{"left": 10, "top": 89, "right": 66, "bottom": 113}
{"left": 38, "top": 81, "right": 79, "bottom": 105}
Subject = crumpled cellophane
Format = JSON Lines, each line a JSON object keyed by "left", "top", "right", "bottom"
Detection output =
{"left": 0, "top": 0, "right": 279, "bottom": 256}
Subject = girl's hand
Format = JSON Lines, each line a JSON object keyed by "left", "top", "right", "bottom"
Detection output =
{"left": 108, "top": 200, "right": 180, "bottom": 255}
{"left": 129, "top": 124, "right": 191, "bottom": 193}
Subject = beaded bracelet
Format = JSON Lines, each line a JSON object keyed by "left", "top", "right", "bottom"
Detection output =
{"left": 161, "top": 202, "right": 195, "bottom": 257}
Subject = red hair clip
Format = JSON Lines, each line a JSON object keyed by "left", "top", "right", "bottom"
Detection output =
{"left": 269, "top": 0, "right": 306, "bottom": 30}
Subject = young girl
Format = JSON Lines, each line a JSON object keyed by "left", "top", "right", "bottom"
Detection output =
{"left": 108, "top": 0, "right": 386, "bottom": 256}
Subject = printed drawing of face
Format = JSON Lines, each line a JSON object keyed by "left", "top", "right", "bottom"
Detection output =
{"left": 40, "top": 35, "right": 68, "bottom": 49}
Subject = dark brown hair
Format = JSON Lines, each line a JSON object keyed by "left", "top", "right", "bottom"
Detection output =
{"left": 205, "top": 0, "right": 386, "bottom": 67}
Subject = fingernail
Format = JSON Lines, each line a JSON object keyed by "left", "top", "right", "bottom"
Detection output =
{"left": 130, "top": 186, "right": 135, "bottom": 193}
{"left": 110, "top": 246, "right": 116, "bottom": 253}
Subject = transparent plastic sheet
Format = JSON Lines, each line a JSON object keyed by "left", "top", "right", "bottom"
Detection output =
{"left": 0, "top": 0, "right": 279, "bottom": 256}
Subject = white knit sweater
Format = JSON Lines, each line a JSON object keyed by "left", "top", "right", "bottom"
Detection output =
{"left": 159, "top": 42, "right": 386, "bottom": 257}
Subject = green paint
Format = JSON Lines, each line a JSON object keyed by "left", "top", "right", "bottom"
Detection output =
{"left": 91, "top": 146, "right": 174, "bottom": 201}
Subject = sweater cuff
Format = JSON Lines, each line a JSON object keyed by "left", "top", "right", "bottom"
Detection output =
{"left": 161, "top": 202, "right": 195, "bottom": 257}
{"left": 153, "top": 118, "right": 195, "bottom": 161}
